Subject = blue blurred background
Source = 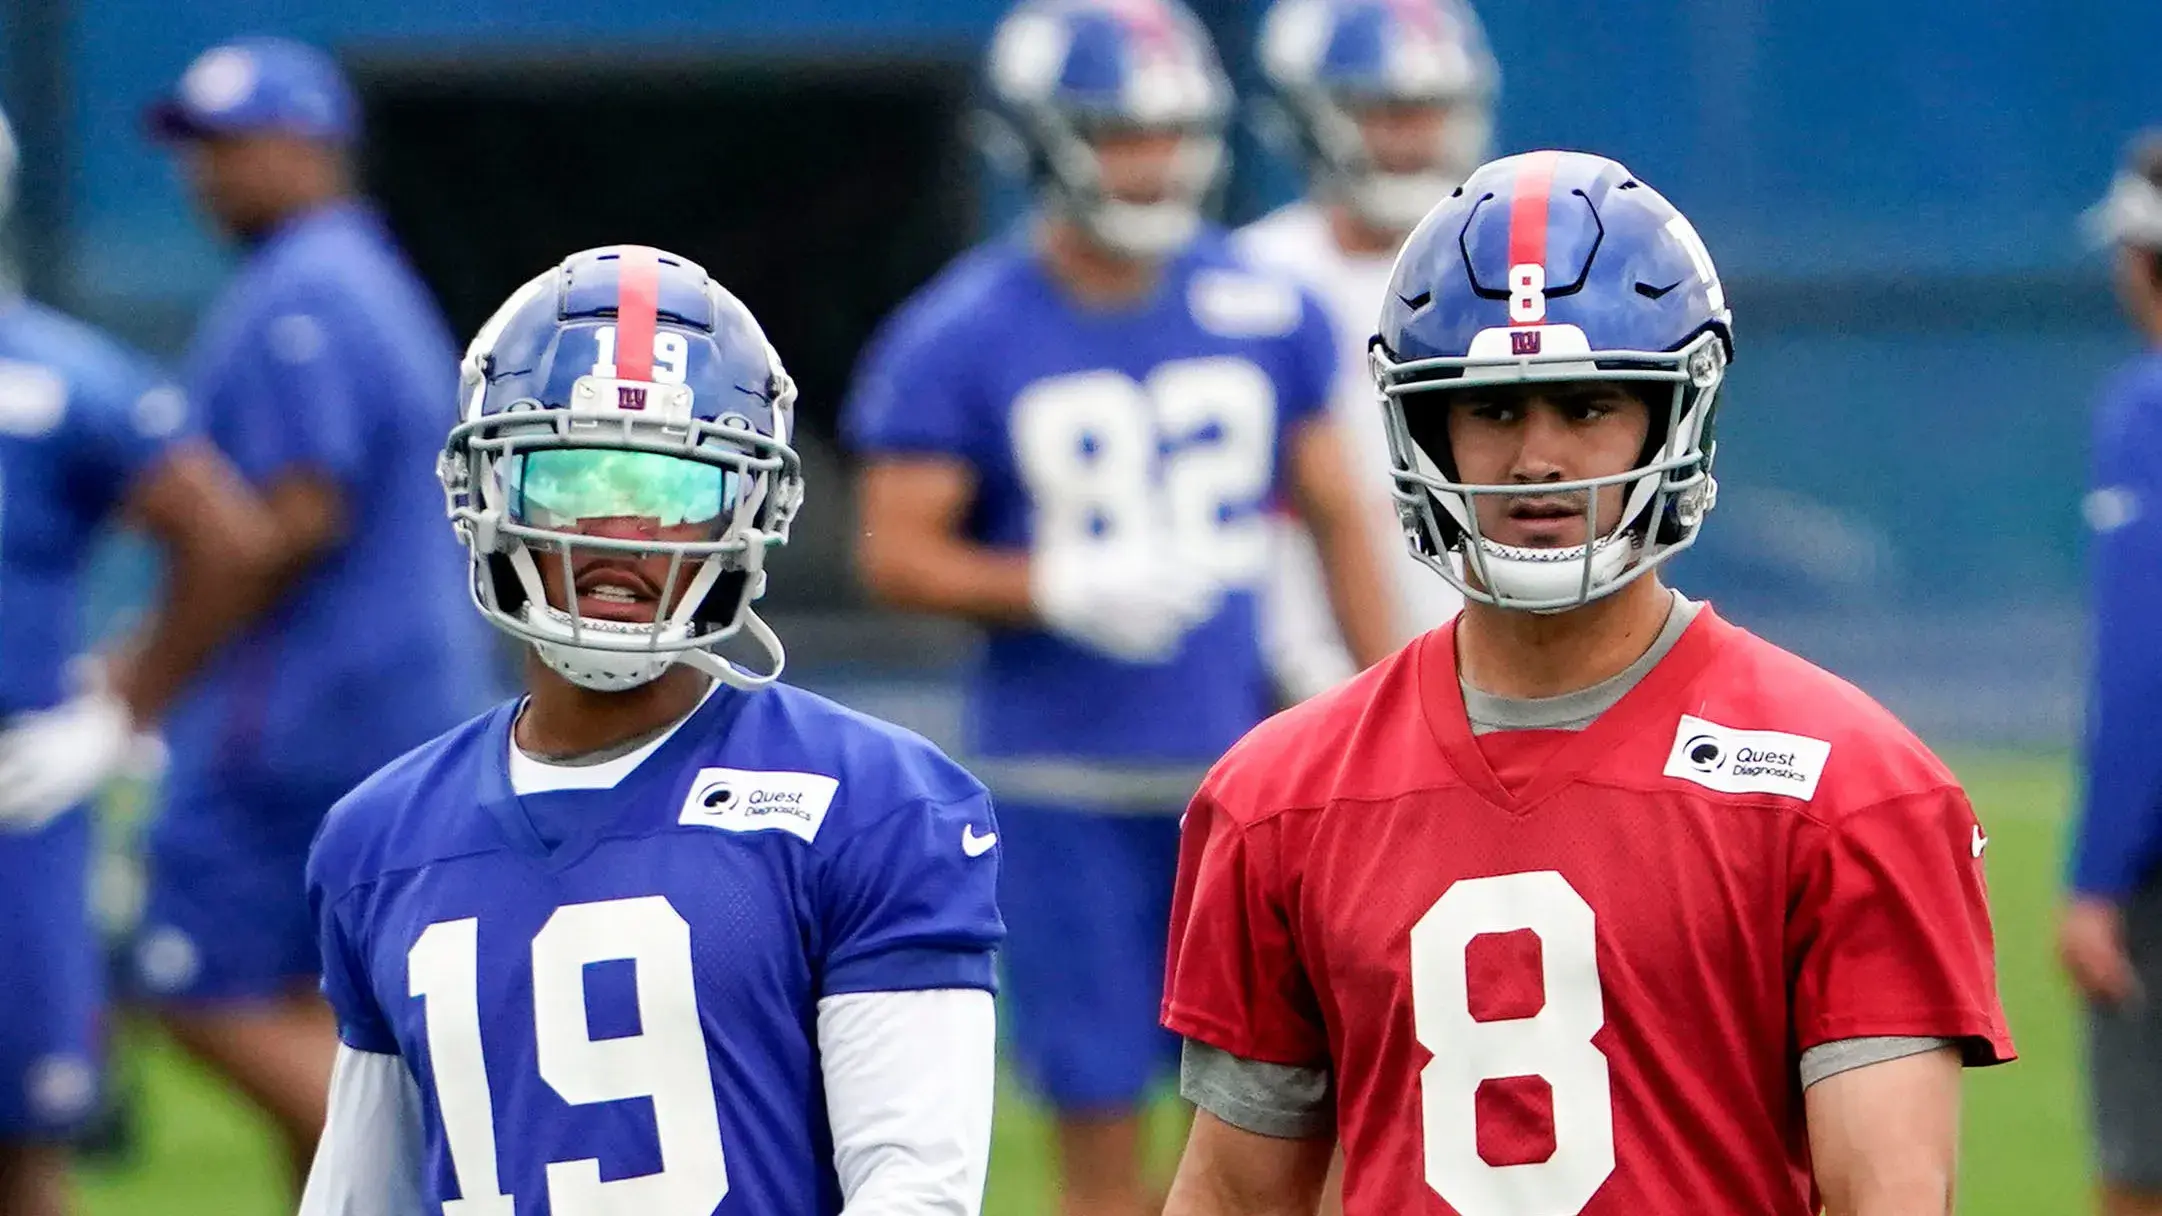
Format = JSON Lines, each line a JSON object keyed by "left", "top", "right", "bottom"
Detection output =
{"left": 8, "top": 0, "right": 2154, "bottom": 745}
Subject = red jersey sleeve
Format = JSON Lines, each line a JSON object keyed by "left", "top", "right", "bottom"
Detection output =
{"left": 1161, "top": 790, "right": 1330, "bottom": 1067}
{"left": 1786, "top": 785, "right": 2016, "bottom": 1063}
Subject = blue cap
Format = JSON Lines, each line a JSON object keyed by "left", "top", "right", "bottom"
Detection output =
{"left": 146, "top": 38, "right": 358, "bottom": 146}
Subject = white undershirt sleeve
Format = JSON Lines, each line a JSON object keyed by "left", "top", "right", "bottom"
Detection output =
{"left": 818, "top": 987, "right": 998, "bottom": 1216}
{"left": 1260, "top": 515, "right": 1360, "bottom": 704}
{"left": 297, "top": 1045, "right": 426, "bottom": 1216}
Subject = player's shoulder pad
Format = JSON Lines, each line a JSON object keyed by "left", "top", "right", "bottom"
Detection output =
{"left": 307, "top": 701, "right": 514, "bottom": 901}
{"left": 863, "top": 239, "right": 1038, "bottom": 363}
{"left": 1679, "top": 619, "right": 1957, "bottom": 814}
{"left": 0, "top": 301, "right": 176, "bottom": 438}
{"left": 2093, "top": 353, "right": 2162, "bottom": 447}
{"left": 1200, "top": 643, "right": 1424, "bottom": 826}
{"left": 1182, "top": 238, "right": 1322, "bottom": 343}
{"left": 235, "top": 216, "right": 420, "bottom": 345}
{"left": 692, "top": 683, "right": 988, "bottom": 841}
{"left": 1228, "top": 201, "right": 1327, "bottom": 265}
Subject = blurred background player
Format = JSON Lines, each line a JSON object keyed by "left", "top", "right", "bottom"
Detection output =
{"left": 0, "top": 106, "right": 276, "bottom": 1216}
{"left": 301, "top": 246, "right": 1002, "bottom": 1216}
{"left": 128, "top": 36, "right": 493, "bottom": 1189}
{"left": 1241, "top": 0, "right": 1496, "bottom": 702}
{"left": 1162, "top": 151, "right": 2013, "bottom": 1216}
{"left": 2064, "top": 130, "right": 2162, "bottom": 1216}
{"left": 843, "top": 1, "right": 1394, "bottom": 1212}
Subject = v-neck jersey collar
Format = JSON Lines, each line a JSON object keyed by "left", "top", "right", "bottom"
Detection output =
{"left": 473, "top": 682, "right": 753, "bottom": 862}
{"left": 1418, "top": 604, "right": 1731, "bottom": 813}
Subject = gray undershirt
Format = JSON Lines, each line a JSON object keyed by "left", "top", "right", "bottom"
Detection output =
{"left": 1181, "top": 591, "right": 1953, "bottom": 1139}
{"left": 1460, "top": 590, "right": 1702, "bottom": 736}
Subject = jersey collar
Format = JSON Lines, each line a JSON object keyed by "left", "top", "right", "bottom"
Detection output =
{"left": 1419, "top": 604, "right": 1729, "bottom": 814}
{"left": 474, "top": 679, "right": 753, "bottom": 867}
{"left": 244, "top": 197, "right": 378, "bottom": 256}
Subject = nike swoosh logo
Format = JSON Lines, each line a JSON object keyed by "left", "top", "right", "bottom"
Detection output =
{"left": 1971, "top": 824, "right": 1989, "bottom": 858}
{"left": 962, "top": 825, "right": 998, "bottom": 858}
{"left": 1634, "top": 280, "right": 1684, "bottom": 300}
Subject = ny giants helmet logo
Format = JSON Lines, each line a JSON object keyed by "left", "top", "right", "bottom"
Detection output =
{"left": 617, "top": 386, "right": 648, "bottom": 411}
{"left": 1510, "top": 330, "right": 1542, "bottom": 355}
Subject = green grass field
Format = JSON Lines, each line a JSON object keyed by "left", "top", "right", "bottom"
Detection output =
{"left": 72, "top": 750, "right": 2090, "bottom": 1215}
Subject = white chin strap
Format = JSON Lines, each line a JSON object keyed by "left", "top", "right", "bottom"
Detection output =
{"left": 524, "top": 605, "right": 685, "bottom": 691}
{"left": 505, "top": 541, "right": 787, "bottom": 694}
{"left": 1349, "top": 170, "right": 1459, "bottom": 235}
{"left": 677, "top": 609, "right": 786, "bottom": 691}
{"left": 1059, "top": 131, "right": 1222, "bottom": 260}
{"left": 1084, "top": 198, "right": 1203, "bottom": 258}
{"left": 523, "top": 602, "right": 787, "bottom": 693}
{"left": 1458, "top": 531, "right": 1638, "bottom": 614}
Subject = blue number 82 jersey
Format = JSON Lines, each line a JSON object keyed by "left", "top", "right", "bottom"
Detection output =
{"left": 843, "top": 231, "right": 1337, "bottom": 768}
{"left": 304, "top": 682, "right": 1004, "bottom": 1215}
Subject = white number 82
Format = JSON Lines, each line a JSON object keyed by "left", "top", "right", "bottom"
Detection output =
{"left": 1009, "top": 355, "right": 1278, "bottom": 587}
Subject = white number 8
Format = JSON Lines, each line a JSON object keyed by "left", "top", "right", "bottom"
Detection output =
{"left": 1508, "top": 263, "right": 1547, "bottom": 324}
{"left": 1410, "top": 871, "right": 1614, "bottom": 1216}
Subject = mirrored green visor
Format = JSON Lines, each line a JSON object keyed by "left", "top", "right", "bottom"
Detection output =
{"left": 502, "top": 449, "right": 741, "bottom": 531}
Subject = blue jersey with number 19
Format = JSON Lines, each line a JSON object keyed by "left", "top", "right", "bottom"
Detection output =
{"left": 304, "top": 681, "right": 1003, "bottom": 1216}
{"left": 843, "top": 231, "right": 1335, "bottom": 769}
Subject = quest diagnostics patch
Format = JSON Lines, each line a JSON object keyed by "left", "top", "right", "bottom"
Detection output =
{"left": 1662, "top": 715, "right": 1831, "bottom": 801}
{"left": 677, "top": 767, "right": 839, "bottom": 843}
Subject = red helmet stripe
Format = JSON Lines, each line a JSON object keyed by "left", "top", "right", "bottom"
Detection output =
{"left": 614, "top": 245, "right": 661, "bottom": 382}
{"left": 1385, "top": 0, "right": 1442, "bottom": 38}
{"left": 1506, "top": 149, "right": 1561, "bottom": 297}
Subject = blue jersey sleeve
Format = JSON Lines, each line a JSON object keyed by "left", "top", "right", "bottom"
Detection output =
{"left": 2072, "top": 367, "right": 2162, "bottom": 899}
{"left": 840, "top": 282, "right": 989, "bottom": 464}
{"left": 306, "top": 823, "right": 399, "bottom": 1053}
{"left": 1279, "top": 286, "right": 1338, "bottom": 433}
{"left": 817, "top": 789, "right": 1004, "bottom": 997}
{"left": 49, "top": 336, "right": 190, "bottom": 519}
{"left": 217, "top": 292, "right": 372, "bottom": 491}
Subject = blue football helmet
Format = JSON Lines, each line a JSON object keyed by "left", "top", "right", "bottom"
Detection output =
{"left": 1370, "top": 150, "right": 1734, "bottom": 612}
{"left": 982, "top": 0, "right": 1233, "bottom": 258}
{"left": 440, "top": 245, "right": 805, "bottom": 691}
{"left": 2084, "top": 131, "right": 2162, "bottom": 251}
{"left": 1259, "top": 0, "right": 1498, "bottom": 234}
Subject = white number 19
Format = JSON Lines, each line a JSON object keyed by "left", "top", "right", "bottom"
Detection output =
{"left": 408, "top": 896, "right": 728, "bottom": 1215}
{"left": 590, "top": 326, "right": 691, "bottom": 385}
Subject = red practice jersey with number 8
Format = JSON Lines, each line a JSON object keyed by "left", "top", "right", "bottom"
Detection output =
{"left": 1162, "top": 606, "right": 2014, "bottom": 1216}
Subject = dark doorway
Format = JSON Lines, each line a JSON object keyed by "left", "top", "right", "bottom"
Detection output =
{"left": 347, "top": 47, "right": 983, "bottom": 619}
